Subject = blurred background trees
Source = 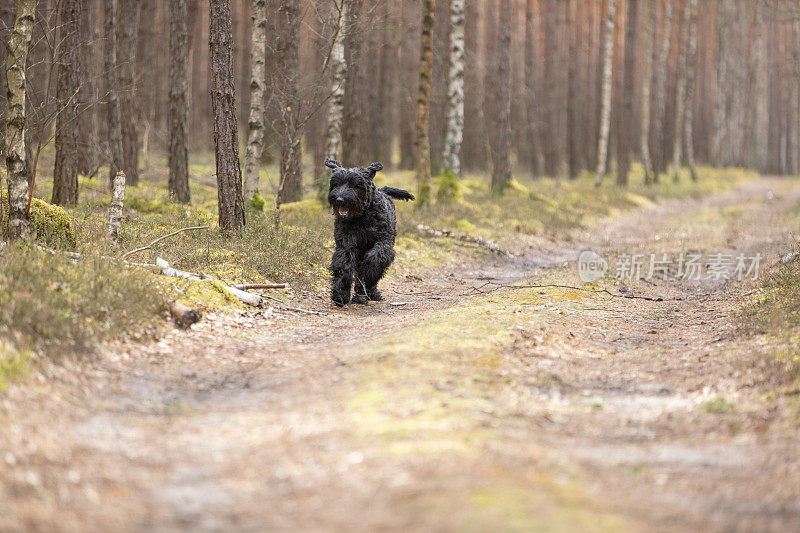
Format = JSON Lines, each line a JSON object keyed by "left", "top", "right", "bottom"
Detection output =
{"left": 4, "top": 0, "right": 800, "bottom": 219}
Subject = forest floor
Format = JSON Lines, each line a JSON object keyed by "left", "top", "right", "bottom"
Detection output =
{"left": 2, "top": 176, "right": 800, "bottom": 532}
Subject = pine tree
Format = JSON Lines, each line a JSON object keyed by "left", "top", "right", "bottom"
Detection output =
{"left": 168, "top": 0, "right": 191, "bottom": 203}
{"left": 415, "top": 0, "right": 435, "bottom": 205}
{"left": 594, "top": 0, "right": 617, "bottom": 186}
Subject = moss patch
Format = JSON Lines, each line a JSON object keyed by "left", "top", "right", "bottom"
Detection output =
{"left": 29, "top": 198, "right": 76, "bottom": 247}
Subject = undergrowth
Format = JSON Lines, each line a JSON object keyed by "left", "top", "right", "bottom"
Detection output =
{"left": 0, "top": 151, "right": 757, "bottom": 369}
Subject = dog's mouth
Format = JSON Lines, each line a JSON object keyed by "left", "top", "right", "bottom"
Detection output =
{"left": 337, "top": 207, "right": 350, "bottom": 217}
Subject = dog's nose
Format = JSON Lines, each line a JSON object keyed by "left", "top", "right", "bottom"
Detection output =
{"left": 336, "top": 196, "right": 344, "bottom": 203}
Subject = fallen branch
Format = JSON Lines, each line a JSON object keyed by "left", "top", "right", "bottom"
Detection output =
{"left": 121, "top": 225, "right": 210, "bottom": 260}
{"left": 416, "top": 224, "right": 511, "bottom": 256}
{"left": 494, "top": 282, "right": 678, "bottom": 302}
{"left": 234, "top": 283, "right": 287, "bottom": 290}
{"left": 156, "top": 257, "right": 207, "bottom": 281}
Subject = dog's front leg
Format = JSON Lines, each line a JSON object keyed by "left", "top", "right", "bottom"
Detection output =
{"left": 330, "top": 245, "right": 356, "bottom": 306}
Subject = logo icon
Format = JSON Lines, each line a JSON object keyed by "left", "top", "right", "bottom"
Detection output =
{"left": 578, "top": 249, "right": 608, "bottom": 282}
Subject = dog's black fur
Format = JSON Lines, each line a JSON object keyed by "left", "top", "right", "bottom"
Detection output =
{"left": 325, "top": 159, "right": 415, "bottom": 306}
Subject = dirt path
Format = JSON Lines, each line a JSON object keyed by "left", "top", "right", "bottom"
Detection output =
{"left": 2, "top": 177, "right": 800, "bottom": 532}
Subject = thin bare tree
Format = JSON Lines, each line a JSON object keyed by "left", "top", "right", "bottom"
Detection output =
{"left": 488, "top": 0, "right": 511, "bottom": 193}
{"left": 683, "top": 0, "right": 699, "bottom": 181}
{"left": 617, "top": 0, "right": 638, "bottom": 186}
{"left": 169, "top": 0, "right": 190, "bottom": 203}
{"left": 594, "top": 0, "right": 617, "bottom": 186}
{"left": 415, "top": 0, "right": 435, "bottom": 205}
{"left": 52, "top": 0, "right": 82, "bottom": 206}
{"left": 103, "top": 0, "right": 124, "bottom": 183}
{"left": 651, "top": 0, "right": 673, "bottom": 180}
{"left": 209, "top": 0, "right": 245, "bottom": 233}
{"left": 117, "top": 0, "right": 141, "bottom": 185}
{"left": 641, "top": 0, "right": 655, "bottom": 183}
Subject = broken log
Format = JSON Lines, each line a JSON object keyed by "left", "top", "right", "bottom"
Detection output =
{"left": 169, "top": 301, "right": 202, "bottom": 329}
{"left": 234, "top": 283, "right": 287, "bottom": 290}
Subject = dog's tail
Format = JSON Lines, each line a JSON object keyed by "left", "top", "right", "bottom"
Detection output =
{"left": 380, "top": 186, "right": 415, "bottom": 201}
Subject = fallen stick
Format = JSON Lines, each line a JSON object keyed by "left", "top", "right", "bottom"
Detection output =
{"left": 156, "top": 257, "right": 206, "bottom": 281}
{"left": 169, "top": 301, "right": 202, "bottom": 329}
{"left": 121, "top": 225, "right": 210, "bottom": 260}
{"left": 234, "top": 283, "right": 287, "bottom": 290}
{"left": 416, "top": 224, "right": 511, "bottom": 256}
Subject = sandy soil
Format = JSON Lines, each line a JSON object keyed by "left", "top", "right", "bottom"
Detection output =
{"left": 1, "top": 177, "right": 799, "bottom": 532}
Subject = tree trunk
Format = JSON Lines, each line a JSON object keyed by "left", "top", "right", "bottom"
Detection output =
{"left": 524, "top": 0, "right": 541, "bottom": 177}
{"left": 168, "top": 0, "right": 190, "bottom": 203}
{"left": 52, "top": 0, "right": 82, "bottom": 206}
{"left": 567, "top": 0, "right": 580, "bottom": 179}
{"left": 76, "top": 0, "right": 97, "bottom": 176}
{"left": 103, "top": 0, "right": 124, "bottom": 183}
{"left": 117, "top": 0, "right": 141, "bottom": 185}
{"left": 441, "top": 0, "right": 464, "bottom": 175}
{"left": 594, "top": 0, "right": 617, "bottom": 186}
{"left": 341, "top": 0, "right": 363, "bottom": 164}
{"left": 414, "top": 0, "right": 435, "bottom": 205}
{"left": 651, "top": 0, "right": 673, "bottom": 180}
{"left": 671, "top": 0, "right": 691, "bottom": 181}
{"left": 640, "top": 0, "right": 655, "bottom": 183}
{"left": 322, "top": 0, "right": 348, "bottom": 188}
{"left": 243, "top": 0, "right": 266, "bottom": 202}
{"left": 711, "top": 0, "right": 733, "bottom": 166}
{"left": 616, "top": 0, "right": 638, "bottom": 186}
{"left": 683, "top": 0, "right": 698, "bottom": 182}
{"left": 276, "top": 0, "right": 302, "bottom": 204}
{"left": 209, "top": 0, "right": 245, "bottom": 234}
{"left": 488, "top": 0, "right": 511, "bottom": 193}
{"left": 5, "top": 0, "right": 35, "bottom": 240}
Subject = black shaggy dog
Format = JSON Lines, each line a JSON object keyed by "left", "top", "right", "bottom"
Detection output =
{"left": 325, "top": 159, "right": 415, "bottom": 306}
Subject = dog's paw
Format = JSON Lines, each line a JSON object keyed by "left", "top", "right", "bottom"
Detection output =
{"left": 367, "top": 289, "right": 383, "bottom": 301}
{"left": 331, "top": 290, "right": 350, "bottom": 307}
{"left": 352, "top": 294, "right": 369, "bottom": 305}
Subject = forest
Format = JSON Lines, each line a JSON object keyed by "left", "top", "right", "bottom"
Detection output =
{"left": 2, "top": 0, "right": 800, "bottom": 531}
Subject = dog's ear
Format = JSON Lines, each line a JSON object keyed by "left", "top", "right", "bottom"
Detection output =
{"left": 367, "top": 162, "right": 383, "bottom": 178}
{"left": 325, "top": 158, "right": 342, "bottom": 170}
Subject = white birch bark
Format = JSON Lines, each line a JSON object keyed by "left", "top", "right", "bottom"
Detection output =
{"left": 243, "top": 0, "right": 267, "bottom": 201}
{"left": 442, "top": 0, "right": 465, "bottom": 175}
{"left": 107, "top": 171, "right": 127, "bottom": 241}
{"left": 324, "top": 0, "right": 348, "bottom": 162}
{"left": 594, "top": 0, "right": 617, "bottom": 187}
{"left": 5, "top": 0, "right": 36, "bottom": 240}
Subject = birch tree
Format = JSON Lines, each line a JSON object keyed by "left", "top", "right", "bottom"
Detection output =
{"left": 243, "top": 0, "right": 266, "bottom": 202}
{"left": 209, "top": 0, "right": 245, "bottom": 233}
{"left": 52, "top": 0, "right": 82, "bottom": 206}
{"left": 5, "top": 0, "right": 35, "bottom": 240}
{"left": 441, "top": 0, "right": 465, "bottom": 176}
{"left": 103, "top": 0, "right": 124, "bottom": 183}
{"left": 168, "top": 0, "right": 190, "bottom": 203}
{"left": 641, "top": 0, "right": 655, "bottom": 183}
{"left": 322, "top": 0, "right": 348, "bottom": 195}
{"left": 415, "top": 0, "right": 435, "bottom": 205}
{"left": 594, "top": 0, "right": 617, "bottom": 187}
{"left": 652, "top": 0, "right": 673, "bottom": 179}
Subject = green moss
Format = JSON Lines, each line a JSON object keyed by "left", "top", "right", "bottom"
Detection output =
{"left": 0, "top": 342, "right": 32, "bottom": 391}
{"left": 436, "top": 169, "right": 462, "bottom": 203}
{"left": 247, "top": 190, "right": 266, "bottom": 212}
{"left": 29, "top": 198, "right": 76, "bottom": 247}
{"left": 702, "top": 396, "right": 735, "bottom": 414}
